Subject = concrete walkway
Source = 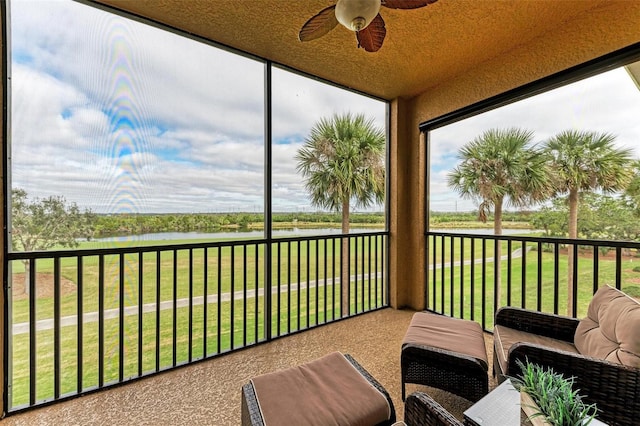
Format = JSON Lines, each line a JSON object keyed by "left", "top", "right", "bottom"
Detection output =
{"left": 428, "top": 245, "right": 532, "bottom": 269}
{"left": 12, "top": 274, "right": 358, "bottom": 335}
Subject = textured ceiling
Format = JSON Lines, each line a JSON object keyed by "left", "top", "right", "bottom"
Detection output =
{"left": 94, "top": 0, "right": 610, "bottom": 101}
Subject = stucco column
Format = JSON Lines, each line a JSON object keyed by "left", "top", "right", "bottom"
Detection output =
{"left": 389, "top": 97, "right": 426, "bottom": 311}
{"left": 0, "top": 15, "right": 6, "bottom": 417}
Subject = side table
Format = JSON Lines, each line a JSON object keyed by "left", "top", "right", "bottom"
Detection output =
{"left": 463, "top": 379, "right": 520, "bottom": 426}
{"left": 463, "top": 379, "right": 608, "bottom": 426}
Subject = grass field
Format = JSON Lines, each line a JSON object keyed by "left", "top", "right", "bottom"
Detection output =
{"left": 426, "top": 234, "right": 640, "bottom": 328}
{"left": 9, "top": 231, "right": 640, "bottom": 409}
{"left": 8, "top": 234, "right": 387, "bottom": 408}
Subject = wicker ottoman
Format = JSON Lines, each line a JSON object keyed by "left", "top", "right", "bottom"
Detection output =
{"left": 241, "top": 352, "right": 396, "bottom": 426}
{"left": 401, "top": 312, "right": 488, "bottom": 403}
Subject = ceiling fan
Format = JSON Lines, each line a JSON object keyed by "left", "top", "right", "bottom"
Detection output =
{"left": 299, "top": 0, "right": 438, "bottom": 53}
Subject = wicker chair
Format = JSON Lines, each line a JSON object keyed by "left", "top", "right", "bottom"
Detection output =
{"left": 401, "top": 312, "right": 488, "bottom": 403}
{"left": 404, "top": 392, "right": 462, "bottom": 426}
{"left": 494, "top": 294, "right": 640, "bottom": 426}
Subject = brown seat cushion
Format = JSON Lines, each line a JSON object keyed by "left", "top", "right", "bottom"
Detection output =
{"left": 494, "top": 324, "right": 579, "bottom": 374}
{"left": 250, "top": 352, "right": 392, "bottom": 426}
{"left": 402, "top": 312, "right": 488, "bottom": 368}
{"left": 574, "top": 285, "right": 640, "bottom": 367}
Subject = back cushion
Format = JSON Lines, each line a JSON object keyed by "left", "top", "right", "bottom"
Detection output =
{"left": 574, "top": 286, "right": 640, "bottom": 367}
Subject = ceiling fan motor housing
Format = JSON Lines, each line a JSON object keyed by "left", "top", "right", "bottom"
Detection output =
{"left": 335, "top": 0, "right": 381, "bottom": 31}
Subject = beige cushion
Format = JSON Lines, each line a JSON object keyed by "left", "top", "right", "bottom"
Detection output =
{"left": 250, "top": 352, "right": 392, "bottom": 426}
{"left": 494, "top": 324, "right": 578, "bottom": 374}
{"left": 574, "top": 286, "right": 640, "bottom": 367}
{"left": 402, "top": 312, "right": 488, "bottom": 368}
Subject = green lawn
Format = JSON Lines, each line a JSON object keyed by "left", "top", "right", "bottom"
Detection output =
{"left": 12, "top": 232, "right": 640, "bottom": 409}
{"left": 10, "top": 281, "right": 386, "bottom": 407}
{"left": 427, "top": 236, "right": 640, "bottom": 329}
{"left": 8, "top": 235, "right": 387, "bottom": 408}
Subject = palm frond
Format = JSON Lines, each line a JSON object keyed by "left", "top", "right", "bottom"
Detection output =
{"left": 296, "top": 112, "right": 386, "bottom": 216}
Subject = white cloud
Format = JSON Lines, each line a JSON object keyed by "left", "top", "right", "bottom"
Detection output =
{"left": 16, "top": 1, "right": 639, "bottom": 218}
{"left": 272, "top": 67, "right": 386, "bottom": 141}
{"left": 10, "top": 0, "right": 386, "bottom": 214}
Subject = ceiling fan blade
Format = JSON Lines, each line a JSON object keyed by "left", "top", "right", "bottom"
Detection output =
{"left": 299, "top": 5, "right": 339, "bottom": 42}
{"left": 356, "top": 14, "right": 386, "bottom": 52}
{"left": 381, "top": 0, "right": 437, "bottom": 9}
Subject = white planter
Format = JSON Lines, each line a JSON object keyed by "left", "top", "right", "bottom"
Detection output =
{"left": 520, "top": 392, "right": 605, "bottom": 426}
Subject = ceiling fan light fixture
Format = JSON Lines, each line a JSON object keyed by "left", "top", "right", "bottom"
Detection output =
{"left": 335, "top": 0, "right": 381, "bottom": 32}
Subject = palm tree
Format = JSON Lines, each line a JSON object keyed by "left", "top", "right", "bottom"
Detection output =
{"left": 448, "top": 128, "right": 552, "bottom": 306}
{"left": 543, "top": 130, "right": 633, "bottom": 315}
{"left": 296, "top": 112, "right": 385, "bottom": 317}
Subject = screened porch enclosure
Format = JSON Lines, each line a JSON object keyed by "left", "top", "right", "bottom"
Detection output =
{"left": 5, "top": 0, "right": 390, "bottom": 412}
{"left": 7, "top": 232, "right": 389, "bottom": 410}
{"left": 3, "top": 0, "right": 640, "bottom": 421}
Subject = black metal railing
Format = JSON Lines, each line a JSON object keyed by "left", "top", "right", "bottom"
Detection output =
{"left": 5, "top": 231, "right": 388, "bottom": 411}
{"left": 425, "top": 231, "right": 640, "bottom": 332}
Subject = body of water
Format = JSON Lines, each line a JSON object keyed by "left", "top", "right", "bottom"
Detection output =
{"left": 429, "top": 228, "right": 538, "bottom": 235}
{"left": 92, "top": 227, "right": 536, "bottom": 242}
{"left": 92, "top": 227, "right": 378, "bottom": 242}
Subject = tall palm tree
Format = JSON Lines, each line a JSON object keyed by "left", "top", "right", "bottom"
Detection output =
{"left": 448, "top": 128, "right": 552, "bottom": 306}
{"left": 296, "top": 112, "right": 385, "bottom": 317}
{"left": 543, "top": 130, "right": 633, "bottom": 315}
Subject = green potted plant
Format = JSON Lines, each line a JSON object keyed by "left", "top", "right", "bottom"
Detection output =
{"left": 510, "top": 359, "right": 599, "bottom": 426}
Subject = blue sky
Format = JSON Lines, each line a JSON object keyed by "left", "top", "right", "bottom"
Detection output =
{"left": 10, "top": 0, "right": 640, "bottom": 216}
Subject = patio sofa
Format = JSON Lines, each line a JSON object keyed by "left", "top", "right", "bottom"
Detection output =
{"left": 493, "top": 285, "right": 640, "bottom": 426}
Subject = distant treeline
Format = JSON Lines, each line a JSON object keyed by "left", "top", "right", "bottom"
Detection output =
{"left": 429, "top": 210, "right": 532, "bottom": 224}
{"left": 93, "top": 212, "right": 387, "bottom": 237}
{"left": 92, "top": 211, "right": 535, "bottom": 238}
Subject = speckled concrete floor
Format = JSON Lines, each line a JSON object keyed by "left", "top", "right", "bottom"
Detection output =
{"left": 0, "top": 308, "right": 496, "bottom": 425}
